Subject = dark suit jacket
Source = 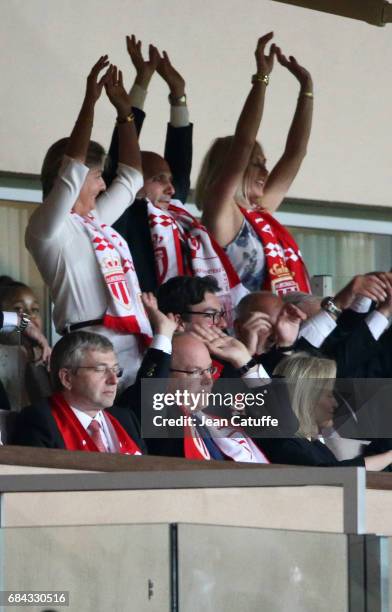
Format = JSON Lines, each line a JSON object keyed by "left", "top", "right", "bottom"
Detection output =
{"left": 108, "top": 108, "right": 193, "bottom": 293}
{"left": 256, "top": 436, "right": 392, "bottom": 469}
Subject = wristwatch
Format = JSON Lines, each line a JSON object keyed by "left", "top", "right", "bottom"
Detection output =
{"left": 17, "top": 313, "right": 30, "bottom": 332}
{"left": 168, "top": 93, "right": 187, "bottom": 105}
{"left": 321, "top": 297, "right": 342, "bottom": 318}
{"left": 236, "top": 357, "right": 257, "bottom": 375}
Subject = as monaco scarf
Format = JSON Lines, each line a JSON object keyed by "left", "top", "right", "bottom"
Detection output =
{"left": 73, "top": 213, "right": 152, "bottom": 339}
{"left": 147, "top": 200, "right": 248, "bottom": 320}
{"left": 50, "top": 392, "right": 142, "bottom": 455}
{"left": 239, "top": 206, "right": 311, "bottom": 295}
{"left": 183, "top": 414, "right": 269, "bottom": 463}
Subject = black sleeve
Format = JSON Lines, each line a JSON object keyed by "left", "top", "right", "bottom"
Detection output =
{"left": 0, "top": 378, "right": 10, "bottom": 411}
{"left": 257, "top": 437, "right": 365, "bottom": 467}
{"left": 0, "top": 312, "right": 4, "bottom": 329}
{"left": 104, "top": 107, "right": 146, "bottom": 188}
{"left": 116, "top": 348, "right": 171, "bottom": 429}
{"left": 164, "top": 123, "right": 193, "bottom": 203}
{"left": 11, "top": 403, "right": 65, "bottom": 449}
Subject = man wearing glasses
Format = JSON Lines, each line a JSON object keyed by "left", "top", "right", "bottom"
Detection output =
{"left": 12, "top": 331, "right": 146, "bottom": 453}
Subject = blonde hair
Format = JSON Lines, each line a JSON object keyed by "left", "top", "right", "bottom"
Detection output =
{"left": 274, "top": 353, "right": 337, "bottom": 438}
{"left": 194, "top": 137, "right": 264, "bottom": 211}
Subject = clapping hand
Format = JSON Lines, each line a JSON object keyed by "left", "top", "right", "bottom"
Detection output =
{"left": 103, "top": 65, "right": 132, "bottom": 119}
{"left": 85, "top": 55, "right": 110, "bottom": 104}
{"left": 255, "top": 32, "right": 276, "bottom": 77}
{"left": 126, "top": 34, "right": 160, "bottom": 89}
{"left": 141, "top": 292, "right": 177, "bottom": 338}
{"left": 275, "top": 47, "right": 313, "bottom": 90}
{"left": 157, "top": 51, "right": 186, "bottom": 99}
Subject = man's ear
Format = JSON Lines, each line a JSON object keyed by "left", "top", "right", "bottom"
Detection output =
{"left": 58, "top": 368, "right": 73, "bottom": 391}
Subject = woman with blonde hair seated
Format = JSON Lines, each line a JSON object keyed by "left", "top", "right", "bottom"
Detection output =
{"left": 257, "top": 353, "right": 392, "bottom": 470}
{"left": 195, "top": 33, "right": 312, "bottom": 295}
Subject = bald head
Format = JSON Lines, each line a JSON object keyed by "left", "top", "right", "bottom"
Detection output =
{"left": 236, "top": 291, "right": 283, "bottom": 325}
{"left": 139, "top": 151, "right": 174, "bottom": 206}
{"left": 141, "top": 151, "right": 171, "bottom": 181}
{"left": 171, "top": 333, "right": 211, "bottom": 372}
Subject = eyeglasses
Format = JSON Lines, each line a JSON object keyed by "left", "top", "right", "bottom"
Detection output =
{"left": 181, "top": 310, "right": 227, "bottom": 325}
{"left": 73, "top": 365, "right": 124, "bottom": 378}
{"left": 170, "top": 365, "right": 218, "bottom": 378}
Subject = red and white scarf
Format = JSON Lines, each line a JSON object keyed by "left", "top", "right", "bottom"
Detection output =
{"left": 148, "top": 200, "right": 248, "bottom": 320}
{"left": 240, "top": 206, "right": 311, "bottom": 295}
{"left": 74, "top": 213, "right": 152, "bottom": 340}
{"left": 183, "top": 413, "right": 269, "bottom": 463}
{"left": 50, "top": 392, "right": 142, "bottom": 455}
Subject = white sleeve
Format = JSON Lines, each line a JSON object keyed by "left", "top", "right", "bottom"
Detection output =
{"left": 170, "top": 105, "right": 190, "bottom": 128}
{"left": 350, "top": 296, "right": 372, "bottom": 313}
{"left": 95, "top": 163, "right": 144, "bottom": 226}
{"left": 298, "top": 310, "right": 337, "bottom": 348}
{"left": 26, "top": 156, "right": 89, "bottom": 240}
{"left": 129, "top": 84, "right": 147, "bottom": 110}
{"left": 241, "top": 363, "right": 270, "bottom": 388}
{"left": 365, "top": 311, "right": 389, "bottom": 340}
{"left": 1, "top": 311, "right": 18, "bottom": 331}
{"left": 150, "top": 334, "right": 172, "bottom": 355}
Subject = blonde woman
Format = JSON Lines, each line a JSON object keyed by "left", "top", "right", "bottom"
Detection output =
{"left": 257, "top": 353, "right": 392, "bottom": 470}
{"left": 195, "top": 33, "right": 312, "bottom": 295}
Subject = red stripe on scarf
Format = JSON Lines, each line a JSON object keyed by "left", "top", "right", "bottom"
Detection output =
{"left": 50, "top": 392, "right": 142, "bottom": 455}
{"left": 239, "top": 206, "right": 311, "bottom": 295}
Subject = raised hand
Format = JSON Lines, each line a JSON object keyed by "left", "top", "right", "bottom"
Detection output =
{"left": 126, "top": 35, "right": 161, "bottom": 89}
{"left": 141, "top": 292, "right": 177, "bottom": 338}
{"left": 23, "top": 322, "right": 51, "bottom": 366}
{"left": 191, "top": 324, "right": 252, "bottom": 368}
{"left": 103, "top": 65, "right": 132, "bottom": 118}
{"left": 85, "top": 55, "right": 110, "bottom": 103}
{"left": 255, "top": 32, "right": 275, "bottom": 77}
{"left": 235, "top": 312, "right": 273, "bottom": 356}
{"left": 334, "top": 273, "right": 389, "bottom": 310}
{"left": 275, "top": 47, "right": 312, "bottom": 90}
{"left": 274, "top": 303, "right": 306, "bottom": 347}
{"left": 156, "top": 51, "right": 186, "bottom": 98}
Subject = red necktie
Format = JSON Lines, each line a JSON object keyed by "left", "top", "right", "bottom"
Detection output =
{"left": 87, "top": 419, "right": 107, "bottom": 453}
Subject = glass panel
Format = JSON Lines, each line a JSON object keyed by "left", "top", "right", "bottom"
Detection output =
{"left": 178, "top": 524, "right": 349, "bottom": 612}
{"left": 0, "top": 523, "right": 171, "bottom": 612}
{"left": 290, "top": 226, "right": 392, "bottom": 292}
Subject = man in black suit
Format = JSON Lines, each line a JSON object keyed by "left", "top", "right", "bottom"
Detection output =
{"left": 105, "top": 37, "right": 192, "bottom": 293}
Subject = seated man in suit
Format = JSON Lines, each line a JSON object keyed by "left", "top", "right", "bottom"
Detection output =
{"left": 12, "top": 331, "right": 147, "bottom": 453}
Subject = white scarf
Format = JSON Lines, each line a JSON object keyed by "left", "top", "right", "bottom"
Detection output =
{"left": 74, "top": 213, "right": 152, "bottom": 339}
{"left": 147, "top": 199, "right": 248, "bottom": 322}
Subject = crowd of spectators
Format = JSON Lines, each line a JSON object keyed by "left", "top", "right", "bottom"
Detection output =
{"left": 1, "top": 32, "right": 392, "bottom": 470}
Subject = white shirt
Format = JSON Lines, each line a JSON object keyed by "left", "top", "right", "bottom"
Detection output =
{"left": 1, "top": 311, "right": 18, "bottom": 331}
{"left": 25, "top": 156, "right": 143, "bottom": 333}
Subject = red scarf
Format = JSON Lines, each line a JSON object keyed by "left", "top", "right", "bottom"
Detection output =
{"left": 50, "top": 392, "right": 142, "bottom": 455}
{"left": 239, "top": 206, "right": 311, "bottom": 295}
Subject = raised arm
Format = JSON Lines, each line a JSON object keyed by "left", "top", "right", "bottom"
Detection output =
{"left": 157, "top": 51, "right": 193, "bottom": 203}
{"left": 105, "top": 36, "right": 160, "bottom": 186}
{"left": 27, "top": 57, "right": 109, "bottom": 240}
{"left": 261, "top": 49, "right": 313, "bottom": 213}
{"left": 201, "top": 33, "right": 275, "bottom": 246}
{"left": 65, "top": 55, "right": 109, "bottom": 162}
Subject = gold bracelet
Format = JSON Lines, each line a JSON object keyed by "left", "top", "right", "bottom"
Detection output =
{"left": 300, "top": 91, "right": 314, "bottom": 99}
{"left": 251, "top": 73, "right": 269, "bottom": 86}
{"left": 117, "top": 112, "right": 135, "bottom": 124}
